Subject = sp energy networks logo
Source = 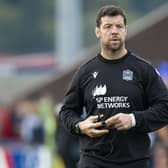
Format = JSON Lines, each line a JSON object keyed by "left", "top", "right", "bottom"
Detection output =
{"left": 92, "top": 84, "right": 107, "bottom": 97}
{"left": 92, "top": 84, "right": 130, "bottom": 109}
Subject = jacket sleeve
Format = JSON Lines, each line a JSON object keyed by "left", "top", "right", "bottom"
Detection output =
{"left": 133, "top": 65, "right": 168, "bottom": 133}
{"left": 59, "top": 68, "right": 84, "bottom": 134}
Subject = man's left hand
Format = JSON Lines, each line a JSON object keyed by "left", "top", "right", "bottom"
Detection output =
{"left": 105, "top": 113, "right": 132, "bottom": 131}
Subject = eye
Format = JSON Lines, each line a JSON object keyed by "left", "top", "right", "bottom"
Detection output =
{"left": 103, "top": 24, "right": 111, "bottom": 29}
{"left": 116, "top": 24, "right": 124, "bottom": 29}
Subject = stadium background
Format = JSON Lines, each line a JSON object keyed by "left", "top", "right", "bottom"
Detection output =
{"left": 0, "top": 1, "right": 168, "bottom": 168}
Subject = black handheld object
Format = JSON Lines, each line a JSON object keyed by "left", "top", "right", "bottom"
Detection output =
{"left": 97, "top": 113, "right": 115, "bottom": 130}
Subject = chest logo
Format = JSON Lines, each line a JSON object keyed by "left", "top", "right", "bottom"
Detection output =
{"left": 92, "top": 71, "right": 99, "bottom": 79}
{"left": 122, "top": 69, "right": 133, "bottom": 81}
{"left": 92, "top": 84, "right": 107, "bottom": 97}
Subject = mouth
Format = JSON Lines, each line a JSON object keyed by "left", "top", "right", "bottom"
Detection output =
{"left": 109, "top": 39, "right": 120, "bottom": 44}
{"left": 110, "top": 38, "right": 120, "bottom": 41}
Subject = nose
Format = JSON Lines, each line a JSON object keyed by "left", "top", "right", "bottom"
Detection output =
{"left": 110, "top": 26, "right": 118, "bottom": 34}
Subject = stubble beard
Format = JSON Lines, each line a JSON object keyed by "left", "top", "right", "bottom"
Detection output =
{"left": 106, "top": 40, "right": 124, "bottom": 52}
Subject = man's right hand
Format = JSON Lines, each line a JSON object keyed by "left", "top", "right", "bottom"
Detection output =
{"left": 79, "top": 115, "right": 109, "bottom": 138}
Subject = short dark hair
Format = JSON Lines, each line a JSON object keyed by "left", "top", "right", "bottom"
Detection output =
{"left": 96, "top": 5, "right": 127, "bottom": 27}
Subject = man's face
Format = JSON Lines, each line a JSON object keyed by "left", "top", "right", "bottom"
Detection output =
{"left": 96, "top": 15, "right": 127, "bottom": 51}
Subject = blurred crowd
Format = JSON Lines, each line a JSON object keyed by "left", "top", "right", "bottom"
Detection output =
{"left": 0, "top": 93, "right": 168, "bottom": 168}
{"left": 0, "top": 95, "right": 79, "bottom": 168}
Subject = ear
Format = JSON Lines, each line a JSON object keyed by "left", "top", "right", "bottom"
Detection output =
{"left": 95, "top": 27, "right": 100, "bottom": 39}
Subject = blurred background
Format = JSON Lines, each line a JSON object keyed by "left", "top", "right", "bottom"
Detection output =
{"left": 0, "top": 0, "right": 168, "bottom": 168}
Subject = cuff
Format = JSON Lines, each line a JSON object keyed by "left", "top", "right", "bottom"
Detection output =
{"left": 129, "top": 113, "right": 136, "bottom": 127}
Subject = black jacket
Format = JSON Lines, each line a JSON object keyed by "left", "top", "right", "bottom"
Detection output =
{"left": 59, "top": 51, "right": 168, "bottom": 163}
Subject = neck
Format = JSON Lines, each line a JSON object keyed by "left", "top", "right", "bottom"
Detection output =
{"left": 101, "top": 47, "right": 127, "bottom": 60}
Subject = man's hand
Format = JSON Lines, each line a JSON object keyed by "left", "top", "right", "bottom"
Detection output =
{"left": 105, "top": 113, "right": 132, "bottom": 131}
{"left": 79, "top": 115, "right": 109, "bottom": 138}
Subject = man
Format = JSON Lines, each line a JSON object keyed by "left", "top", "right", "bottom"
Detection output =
{"left": 59, "top": 5, "right": 168, "bottom": 168}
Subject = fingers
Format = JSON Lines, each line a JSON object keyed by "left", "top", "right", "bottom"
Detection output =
{"left": 90, "top": 129, "right": 109, "bottom": 138}
{"left": 105, "top": 115, "right": 119, "bottom": 127}
{"left": 92, "top": 122, "right": 101, "bottom": 128}
{"left": 105, "top": 113, "right": 132, "bottom": 130}
{"left": 115, "top": 124, "right": 129, "bottom": 131}
{"left": 82, "top": 113, "right": 132, "bottom": 137}
{"left": 80, "top": 114, "right": 109, "bottom": 137}
{"left": 114, "top": 123, "right": 123, "bottom": 130}
{"left": 88, "top": 114, "right": 103, "bottom": 122}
